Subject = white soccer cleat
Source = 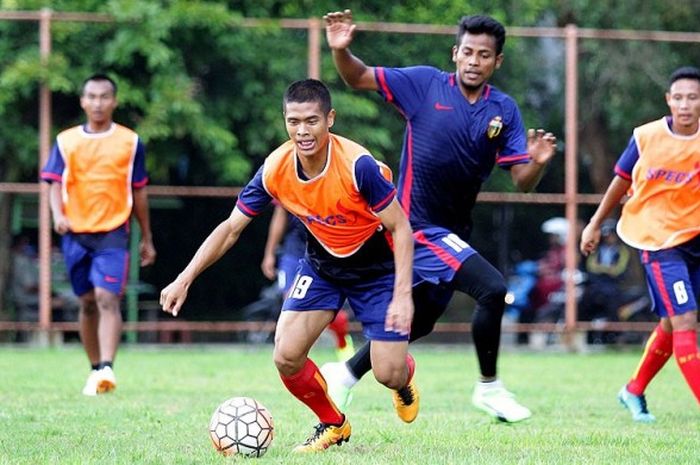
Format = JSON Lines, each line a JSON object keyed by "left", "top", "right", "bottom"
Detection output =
{"left": 320, "top": 362, "right": 355, "bottom": 411}
{"left": 95, "top": 366, "right": 117, "bottom": 394}
{"left": 82, "top": 370, "right": 100, "bottom": 396}
{"left": 472, "top": 380, "right": 531, "bottom": 423}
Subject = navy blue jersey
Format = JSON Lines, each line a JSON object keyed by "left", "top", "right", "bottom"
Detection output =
{"left": 375, "top": 66, "right": 529, "bottom": 238}
{"left": 281, "top": 213, "right": 307, "bottom": 259}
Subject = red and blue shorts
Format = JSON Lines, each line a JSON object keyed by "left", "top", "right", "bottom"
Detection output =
{"left": 61, "top": 226, "right": 129, "bottom": 297}
{"left": 640, "top": 240, "right": 700, "bottom": 318}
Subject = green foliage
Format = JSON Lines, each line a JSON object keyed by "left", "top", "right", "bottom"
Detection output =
{"left": 1, "top": 346, "right": 699, "bottom": 464}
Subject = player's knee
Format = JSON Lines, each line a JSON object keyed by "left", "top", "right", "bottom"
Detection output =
{"left": 372, "top": 362, "right": 405, "bottom": 390}
{"left": 94, "top": 289, "right": 120, "bottom": 314}
{"left": 79, "top": 294, "right": 97, "bottom": 316}
{"left": 272, "top": 346, "right": 304, "bottom": 376}
{"left": 477, "top": 280, "right": 507, "bottom": 310}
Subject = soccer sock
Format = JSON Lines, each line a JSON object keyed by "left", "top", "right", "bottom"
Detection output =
{"left": 280, "top": 358, "right": 345, "bottom": 425}
{"left": 98, "top": 361, "right": 113, "bottom": 370}
{"left": 328, "top": 310, "right": 349, "bottom": 349}
{"left": 346, "top": 341, "right": 372, "bottom": 380}
{"left": 673, "top": 329, "right": 700, "bottom": 403}
{"left": 91, "top": 363, "right": 100, "bottom": 371}
{"left": 626, "top": 324, "right": 673, "bottom": 396}
{"left": 404, "top": 353, "right": 416, "bottom": 386}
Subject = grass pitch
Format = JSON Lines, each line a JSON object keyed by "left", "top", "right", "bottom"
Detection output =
{"left": 0, "top": 343, "right": 698, "bottom": 464}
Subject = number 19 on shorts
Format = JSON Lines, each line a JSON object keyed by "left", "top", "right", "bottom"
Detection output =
{"left": 290, "top": 275, "right": 313, "bottom": 299}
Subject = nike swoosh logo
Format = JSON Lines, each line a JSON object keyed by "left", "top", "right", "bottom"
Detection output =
{"left": 104, "top": 276, "right": 119, "bottom": 283}
{"left": 434, "top": 102, "right": 454, "bottom": 111}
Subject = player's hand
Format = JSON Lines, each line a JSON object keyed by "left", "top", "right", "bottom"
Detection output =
{"left": 52, "top": 214, "right": 71, "bottom": 235}
{"left": 385, "top": 293, "right": 414, "bottom": 336}
{"left": 579, "top": 222, "right": 601, "bottom": 256}
{"left": 527, "top": 128, "right": 557, "bottom": 165}
{"left": 260, "top": 253, "right": 277, "bottom": 281}
{"left": 160, "top": 279, "right": 189, "bottom": 317}
{"left": 140, "top": 238, "right": 157, "bottom": 267}
{"left": 324, "top": 9, "right": 356, "bottom": 50}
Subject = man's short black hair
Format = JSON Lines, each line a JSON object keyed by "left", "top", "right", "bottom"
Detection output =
{"left": 81, "top": 73, "right": 117, "bottom": 96}
{"left": 456, "top": 15, "right": 506, "bottom": 55}
{"left": 669, "top": 66, "right": 700, "bottom": 88}
{"left": 283, "top": 79, "right": 332, "bottom": 115}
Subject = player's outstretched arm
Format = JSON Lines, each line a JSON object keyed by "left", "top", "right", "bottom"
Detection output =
{"left": 160, "top": 207, "right": 252, "bottom": 317}
{"left": 324, "top": 9, "right": 378, "bottom": 91}
{"left": 376, "top": 199, "right": 414, "bottom": 335}
{"left": 580, "top": 175, "right": 630, "bottom": 256}
{"left": 510, "top": 128, "right": 557, "bottom": 192}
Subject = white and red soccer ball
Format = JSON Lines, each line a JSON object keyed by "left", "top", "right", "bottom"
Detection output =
{"left": 209, "top": 397, "right": 274, "bottom": 457}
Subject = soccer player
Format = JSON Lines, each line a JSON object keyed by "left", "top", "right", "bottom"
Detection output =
{"left": 160, "top": 79, "right": 418, "bottom": 452}
{"left": 40, "top": 74, "right": 157, "bottom": 396}
{"left": 261, "top": 204, "right": 355, "bottom": 361}
{"left": 322, "top": 10, "right": 557, "bottom": 422}
{"left": 581, "top": 66, "right": 700, "bottom": 421}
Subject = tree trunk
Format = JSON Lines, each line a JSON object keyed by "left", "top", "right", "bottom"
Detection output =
{"left": 0, "top": 193, "right": 13, "bottom": 320}
{"left": 580, "top": 114, "right": 615, "bottom": 193}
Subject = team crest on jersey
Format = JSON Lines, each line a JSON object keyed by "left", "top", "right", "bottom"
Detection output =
{"left": 487, "top": 116, "right": 503, "bottom": 139}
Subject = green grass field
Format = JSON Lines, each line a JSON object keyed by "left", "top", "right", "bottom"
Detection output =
{"left": 1, "top": 344, "right": 698, "bottom": 464}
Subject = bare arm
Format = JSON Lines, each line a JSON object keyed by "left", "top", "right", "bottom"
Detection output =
{"left": 375, "top": 199, "right": 414, "bottom": 335}
{"left": 580, "top": 176, "right": 631, "bottom": 256}
{"left": 510, "top": 129, "right": 558, "bottom": 192}
{"left": 261, "top": 204, "right": 288, "bottom": 280}
{"left": 160, "top": 207, "right": 253, "bottom": 316}
{"left": 133, "top": 187, "right": 156, "bottom": 266}
{"left": 48, "top": 182, "right": 71, "bottom": 235}
{"left": 324, "top": 9, "right": 378, "bottom": 91}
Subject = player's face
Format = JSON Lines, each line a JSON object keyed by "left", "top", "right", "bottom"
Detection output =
{"left": 666, "top": 78, "right": 700, "bottom": 134}
{"left": 284, "top": 101, "right": 335, "bottom": 159}
{"left": 452, "top": 33, "right": 503, "bottom": 95}
{"left": 80, "top": 80, "right": 117, "bottom": 127}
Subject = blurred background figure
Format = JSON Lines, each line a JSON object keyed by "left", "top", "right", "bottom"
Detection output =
{"left": 579, "top": 219, "right": 651, "bottom": 344}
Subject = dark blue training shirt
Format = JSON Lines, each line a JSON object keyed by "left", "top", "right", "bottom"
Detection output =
{"left": 375, "top": 66, "right": 529, "bottom": 238}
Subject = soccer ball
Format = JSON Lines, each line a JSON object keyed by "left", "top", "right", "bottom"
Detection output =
{"left": 209, "top": 397, "right": 274, "bottom": 457}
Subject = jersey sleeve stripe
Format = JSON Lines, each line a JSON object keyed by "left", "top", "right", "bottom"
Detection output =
{"left": 132, "top": 177, "right": 149, "bottom": 188}
{"left": 371, "top": 188, "right": 396, "bottom": 213}
{"left": 496, "top": 153, "right": 530, "bottom": 164}
{"left": 40, "top": 171, "right": 63, "bottom": 182}
{"left": 375, "top": 67, "right": 394, "bottom": 103}
{"left": 236, "top": 200, "right": 260, "bottom": 217}
{"left": 614, "top": 165, "right": 632, "bottom": 180}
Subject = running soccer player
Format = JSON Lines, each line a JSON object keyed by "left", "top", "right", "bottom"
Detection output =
{"left": 161, "top": 79, "right": 418, "bottom": 452}
{"left": 581, "top": 66, "right": 700, "bottom": 421}
{"left": 261, "top": 204, "right": 355, "bottom": 361}
{"left": 322, "top": 10, "right": 557, "bottom": 422}
{"left": 41, "top": 74, "right": 157, "bottom": 396}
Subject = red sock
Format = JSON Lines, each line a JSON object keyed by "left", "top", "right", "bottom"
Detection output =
{"left": 328, "top": 310, "right": 349, "bottom": 349}
{"left": 673, "top": 329, "right": 700, "bottom": 404}
{"left": 405, "top": 353, "right": 416, "bottom": 385}
{"left": 627, "top": 325, "right": 673, "bottom": 396}
{"left": 280, "top": 358, "right": 344, "bottom": 424}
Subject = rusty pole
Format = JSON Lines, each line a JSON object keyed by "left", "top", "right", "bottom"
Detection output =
{"left": 564, "top": 24, "right": 580, "bottom": 349}
{"left": 307, "top": 18, "right": 321, "bottom": 79}
{"left": 37, "top": 8, "right": 53, "bottom": 341}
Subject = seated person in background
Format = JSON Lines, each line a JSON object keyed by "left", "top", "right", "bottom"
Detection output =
{"left": 579, "top": 219, "right": 631, "bottom": 327}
